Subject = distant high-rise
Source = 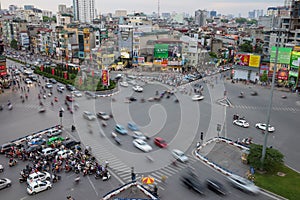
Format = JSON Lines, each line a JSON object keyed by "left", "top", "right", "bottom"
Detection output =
{"left": 24, "top": 5, "right": 34, "bottom": 10}
{"left": 210, "top": 10, "right": 217, "bottom": 18}
{"left": 58, "top": 4, "right": 67, "bottom": 14}
{"left": 73, "top": 0, "right": 95, "bottom": 23}
{"left": 195, "top": 9, "right": 207, "bottom": 27}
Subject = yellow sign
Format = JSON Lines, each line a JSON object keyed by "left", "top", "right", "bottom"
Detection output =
{"left": 249, "top": 55, "right": 261, "bottom": 67}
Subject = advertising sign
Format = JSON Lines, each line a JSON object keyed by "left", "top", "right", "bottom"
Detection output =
{"left": 235, "top": 53, "right": 250, "bottom": 66}
{"left": 138, "top": 57, "right": 145, "bottom": 63}
{"left": 260, "top": 65, "right": 269, "bottom": 75}
{"left": 154, "top": 44, "right": 169, "bottom": 58}
{"left": 270, "top": 47, "right": 292, "bottom": 64}
{"left": 249, "top": 55, "right": 261, "bottom": 67}
{"left": 277, "top": 68, "right": 289, "bottom": 80}
{"left": 101, "top": 69, "right": 109, "bottom": 86}
{"left": 168, "top": 44, "right": 182, "bottom": 58}
{"left": 290, "top": 51, "right": 300, "bottom": 78}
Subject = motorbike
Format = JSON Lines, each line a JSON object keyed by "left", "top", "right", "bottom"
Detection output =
{"left": 102, "top": 120, "right": 107, "bottom": 127}
{"left": 102, "top": 171, "right": 111, "bottom": 181}
{"left": 0, "top": 105, "right": 3, "bottom": 111}
{"left": 0, "top": 164, "right": 3, "bottom": 172}
{"left": 74, "top": 176, "right": 80, "bottom": 183}
{"left": 52, "top": 174, "right": 61, "bottom": 183}
{"left": 238, "top": 92, "right": 244, "bottom": 98}
{"left": 19, "top": 175, "right": 27, "bottom": 183}
{"left": 8, "top": 104, "right": 13, "bottom": 110}
{"left": 71, "top": 125, "right": 76, "bottom": 132}
{"left": 9, "top": 159, "right": 17, "bottom": 167}
{"left": 114, "top": 136, "right": 121, "bottom": 145}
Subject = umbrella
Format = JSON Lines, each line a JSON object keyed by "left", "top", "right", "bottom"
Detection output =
{"left": 142, "top": 176, "right": 155, "bottom": 184}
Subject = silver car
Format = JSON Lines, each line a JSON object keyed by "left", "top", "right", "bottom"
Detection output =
{"left": 0, "top": 178, "right": 12, "bottom": 190}
{"left": 227, "top": 174, "right": 260, "bottom": 194}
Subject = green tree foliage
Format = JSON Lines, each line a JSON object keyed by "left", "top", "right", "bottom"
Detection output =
{"left": 261, "top": 70, "right": 268, "bottom": 82}
{"left": 10, "top": 39, "right": 18, "bottom": 50}
{"left": 248, "top": 144, "right": 284, "bottom": 172}
{"left": 235, "top": 18, "right": 248, "bottom": 24}
{"left": 209, "top": 52, "right": 217, "bottom": 58}
{"left": 239, "top": 41, "right": 253, "bottom": 53}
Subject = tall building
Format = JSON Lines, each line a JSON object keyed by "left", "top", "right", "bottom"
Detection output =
{"left": 24, "top": 5, "right": 34, "bottom": 10}
{"left": 210, "top": 10, "right": 217, "bottom": 18}
{"left": 58, "top": 4, "right": 67, "bottom": 14}
{"left": 195, "top": 9, "right": 207, "bottom": 27}
{"left": 73, "top": 0, "right": 95, "bottom": 23}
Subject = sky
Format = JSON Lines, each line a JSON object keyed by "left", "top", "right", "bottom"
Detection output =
{"left": 1, "top": 0, "right": 284, "bottom": 17}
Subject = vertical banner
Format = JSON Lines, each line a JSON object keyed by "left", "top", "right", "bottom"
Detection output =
{"left": 101, "top": 69, "right": 110, "bottom": 86}
{"left": 91, "top": 70, "right": 94, "bottom": 77}
{"left": 79, "top": 77, "right": 82, "bottom": 85}
{"left": 63, "top": 71, "right": 68, "bottom": 79}
{"left": 40, "top": 65, "right": 44, "bottom": 72}
{"left": 51, "top": 68, "right": 55, "bottom": 75}
{"left": 66, "top": 63, "right": 68, "bottom": 69}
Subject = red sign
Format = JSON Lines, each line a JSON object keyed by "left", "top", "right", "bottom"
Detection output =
{"left": 51, "top": 68, "right": 55, "bottom": 75}
{"left": 101, "top": 69, "right": 109, "bottom": 86}
{"left": 0, "top": 65, "right": 5, "bottom": 70}
{"left": 63, "top": 72, "right": 68, "bottom": 80}
{"left": 277, "top": 68, "right": 289, "bottom": 80}
{"left": 40, "top": 65, "right": 44, "bottom": 72}
{"left": 235, "top": 53, "right": 250, "bottom": 66}
{"left": 0, "top": 71, "right": 7, "bottom": 76}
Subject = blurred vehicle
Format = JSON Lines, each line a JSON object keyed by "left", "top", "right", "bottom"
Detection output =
{"left": 42, "top": 147, "right": 59, "bottom": 156}
{"left": 206, "top": 179, "right": 227, "bottom": 195}
{"left": 27, "top": 171, "right": 51, "bottom": 184}
{"left": 172, "top": 149, "right": 189, "bottom": 163}
{"left": 133, "top": 139, "right": 152, "bottom": 152}
{"left": 97, "top": 112, "right": 110, "bottom": 120}
{"left": 192, "top": 95, "right": 204, "bottom": 101}
{"left": 0, "top": 143, "right": 15, "bottom": 154}
{"left": 255, "top": 123, "right": 275, "bottom": 132}
{"left": 132, "top": 131, "right": 147, "bottom": 140}
{"left": 85, "top": 91, "right": 97, "bottom": 99}
{"left": 154, "top": 137, "right": 167, "bottom": 148}
{"left": 120, "top": 81, "right": 129, "bottom": 87}
{"left": 132, "top": 85, "right": 143, "bottom": 92}
{"left": 28, "top": 138, "right": 46, "bottom": 146}
{"left": 83, "top": 111, "right": 96, "bottom": 121}
{"left": 56, "top": 149, "right": 73, "bottom": 159}
{"left": 47, "top": 136, "right": 64, "bottom": 146}
{"left": 49, "top": 78, "right": 57, "bottom": 84}
{"left": 66, "top": 95, "right": 74, "bottom": 102}
{"left": 63, "top": 140, "right": 81, "bottom": 149}
{"left": 46, "top": 128, "right": 62, "bottom": 137}
{"left": 45, "top": 83, "right": 53, "bottom": 89}
{"left": 26, "top": 145, "right": 42, "bottom": 153}
{"left": 27, "top": 180, "right": 52, "bottom": 195}
{"left": 181, "top": 171, "right": 204, "bottom": 194}
{"left": 25, "top": 78, "right": 33, "bottom": 84}
{"left": 71, "top": 90, "right": 82, "bottom": 97}
{"left": 233, "top": 119, "right": 249, "bottom": 128}
{"left": 128, "top": 97, "right": 137, "bottom": 102}
{"left": 227, "top": 174, "right": 260, "bottom": 194}
{"left": 57, "top": 84, "right": 65, "bottom": 93}
{"left": 115, "top": 124, "right": 128, "bottom": 135}
{"left": 66, "top": 84, "right": 75, "bottom": 91}
{"left": 0, "top": 178, "right": 11, "bottom": 190}
{"left": 128, "top": 122, "right": 139, "bottom": 131}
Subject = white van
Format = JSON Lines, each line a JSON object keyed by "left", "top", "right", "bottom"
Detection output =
{"left": 46, "top": 128, "right": 62, "bottom": 138}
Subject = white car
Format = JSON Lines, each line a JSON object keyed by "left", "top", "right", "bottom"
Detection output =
{"left": 192, "top": 95, "right": 204, "bottom": 101}
{"left": 97, "top": 112, "right": 110, "bottom": 120}
{"left": 42, "top": 147, "right": 59, "bottom": 156}
{"left": 45, "top": 83, "right": 53, "bottom": 89}
{"left": 255, "top": 123, "right": 275, "bottom": 132}
{"left": 133, "top": 139, "right": 152, "bottom": 152}
{"left": 46, "top": 128, "right": 62, "bottom": 137}
{"left": 128, "top": 80, "right": 138, "bottom": 86}
{"left": 132, "top": 85, "right": 143, "bottom": 92}
{"left": 27, "top": 171, "right": 51, "bottom": 184}
{"left": 233, "top": 119, "right": 249, "bottom": 128}
{"left": 27, "top": 180, "right": 52, "bottom": 195}
{"left": 227, "top": 174, "right": 260, "bottom": 194}
{"left": 25, "top": 78, "right": 33, "bottom": 84}
{"left": 83, "top": 111, "right": 96, "bottom": 121}
{"left": 71, "top": 90, "right": 82, "bottom": 97}
{"left": 132, "top": 131, "right": 147, "bottom": 140}
{"left": 120, "top": 81, "right": 129, "bottom": 87}
{"left": 0, "top": 178, "right": 11, "bottom": 189}
{"left": 56, "top": 149, "right": 73, "bottom": 159}
{"left": 172, "top": 149, "right": 189, "bottom": 163}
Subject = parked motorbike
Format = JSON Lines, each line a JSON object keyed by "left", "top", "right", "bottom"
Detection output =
{"left": 0, "top": 164, "right": 3, "bottom": 172}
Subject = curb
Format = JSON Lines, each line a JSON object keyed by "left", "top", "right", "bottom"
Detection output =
{"left": 194, "top": 137, "right": 288, "bottom": 200}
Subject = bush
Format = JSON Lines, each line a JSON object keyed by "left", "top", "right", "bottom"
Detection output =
{"left": 247, "top": 144, "right": 284, "bottom": 172}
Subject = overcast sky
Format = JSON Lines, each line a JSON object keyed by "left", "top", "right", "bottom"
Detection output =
{"left": 1, "top": 0, "right": 283, "bottom": 17}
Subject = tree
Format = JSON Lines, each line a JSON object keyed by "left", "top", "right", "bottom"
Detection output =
{"left": 247, "top": 144, "right": 284, "bottom": 172}
{"left": 239, "top": 41, "right": 253, "bottom": 53}
{"left": 260, "top": 70, "right": 268, "bottom": 82}
{"left": 10, "top": 39, "right": 18, "bottom": 50}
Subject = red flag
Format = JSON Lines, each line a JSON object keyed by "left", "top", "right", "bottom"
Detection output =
{"left": 51, "top": 68, "right": 55, "bottom": 75}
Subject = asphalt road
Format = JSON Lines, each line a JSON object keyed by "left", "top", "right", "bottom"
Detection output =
{"left": 0, "top": 59, "right": 287, "bottom": 200}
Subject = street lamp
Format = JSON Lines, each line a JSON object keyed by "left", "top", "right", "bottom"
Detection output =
{"left": 260, "top": 29, "right": 286, "bottom": 166}
{"left": 59, "top": 108, "right": 64, "bottom": 128}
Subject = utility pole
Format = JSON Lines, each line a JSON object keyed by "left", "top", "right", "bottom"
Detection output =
{"left": 260, "top": 29, "right": 282, "bottom": 166}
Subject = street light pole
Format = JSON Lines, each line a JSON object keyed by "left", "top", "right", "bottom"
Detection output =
{"left": 260, "top": 29, "right": 282, "bottom": 166}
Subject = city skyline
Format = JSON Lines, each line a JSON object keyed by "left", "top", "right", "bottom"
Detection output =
{"left": 1, "top": 0, "right": 283, "bottom": 17}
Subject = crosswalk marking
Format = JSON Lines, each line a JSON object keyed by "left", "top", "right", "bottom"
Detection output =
{"left": 234, "top": 104, "right": 299, "bottom": 112}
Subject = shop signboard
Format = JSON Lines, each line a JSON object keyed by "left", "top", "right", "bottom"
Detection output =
{"left": 168, "top": 44, "right": 182, "bottom": 58}
{"left": 154, "top": 44, "right": 169, "bottom": 58}
{"left": 102, "top": 69, "right": 109, "bottom": 86}
{"left": 260, "top": 65, "right": 269, "bottom": 75}
{"left": 270, "top": 47, "right": 292, "bottom": 64}
{"left": 249, "top": 55, "right": 261, "bottom": 67}
{"left": 277, "top": 68, "right": 289, "bottom": 80}
{"left": 290, "top": 51, "right": 300, "bottom": 78}
{"left": 235, "top": 53, "right": 250, "bottom": 66}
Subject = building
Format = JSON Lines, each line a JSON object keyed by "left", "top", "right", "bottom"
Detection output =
{"left": 24, "top": 5, "right": 34, "bottom": 10}
{"left": 195, "top": 9, "right": 207, "bottom": 27}
{"left": 57, "top": 13, "right": 72, "bottom": 26}
{"left": 42, "top": 10, "right": 53, "bottom": 18}
{"left": 73, "top": 0, "right": 95, "bottom": 23}
{"left": 58, "top": 4, "right": 67, "bottom": 14}
{"left": 114, "top": 10, "right": 127, "bottom": 17}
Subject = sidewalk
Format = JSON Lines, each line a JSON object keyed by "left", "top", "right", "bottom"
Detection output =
{"left": 197, "top": 138, "right": 249, "bottom": 177}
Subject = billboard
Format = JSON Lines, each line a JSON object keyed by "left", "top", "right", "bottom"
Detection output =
{"left": 290, "top": 51, "right": 300, "bottom": 77}
{"left": 235, "top": 53, "right": 250, "bottom": 66}
{"left": 154, "top": 44, "right": 168, "bottom": 58}
{"left": 270, "top": 47, "right": 292, "bottom": 64}
{"left": 249, "top": 55, "right": 261, "bottom": 67}
{"left": 168, "top": 44, "right": 182, "bottom": 58}
{"left": 101, "top": 69, "right": 110, "bottom": 86}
